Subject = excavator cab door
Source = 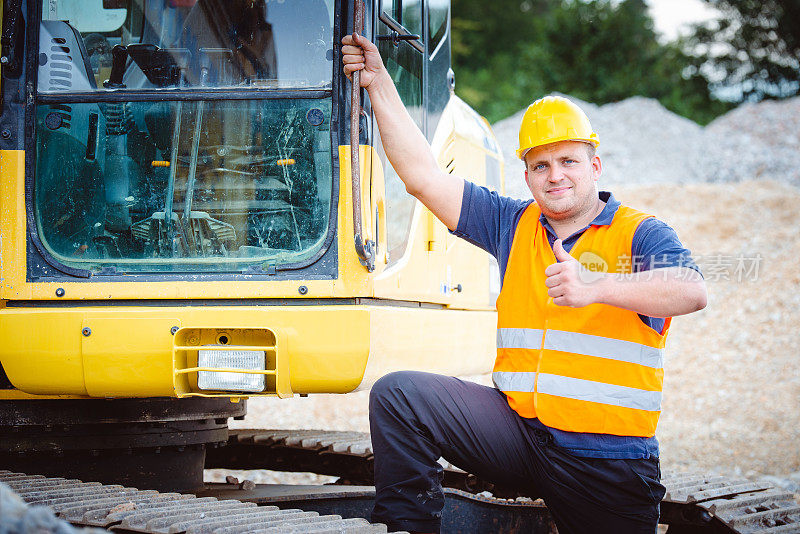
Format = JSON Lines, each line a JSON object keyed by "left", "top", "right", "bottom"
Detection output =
{"left": 374, "top": 0, "right": 425, "bottom": 266}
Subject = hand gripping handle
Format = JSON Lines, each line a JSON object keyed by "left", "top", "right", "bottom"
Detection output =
{"left": 350, "top": 0, "right": 376, "bottom": 272}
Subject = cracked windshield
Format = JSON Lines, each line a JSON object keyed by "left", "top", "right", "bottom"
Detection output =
{"left": 34, "top": 0, "right": 335, "bottom": 272}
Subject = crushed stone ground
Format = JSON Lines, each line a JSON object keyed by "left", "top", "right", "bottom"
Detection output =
{"left": 210, "top": 96, "right": 800, "bottom": 493}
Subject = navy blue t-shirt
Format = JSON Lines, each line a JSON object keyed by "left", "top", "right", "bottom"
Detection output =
{"left": 452, "top": 181, "right": 701, "bottom": 459}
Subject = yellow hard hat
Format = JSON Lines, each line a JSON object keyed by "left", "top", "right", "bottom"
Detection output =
{"left": 516, "top": 95, "right": 599, "bottom": 160}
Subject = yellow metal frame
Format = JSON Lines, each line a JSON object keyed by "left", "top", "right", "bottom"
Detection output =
{"left": 0, "top": 303, "right": 495, "bottom": 399}
{"left": 0, "top": 305, "right": 372, "bottom": 397}
{"left": 372, "top": 97, "right": 505, "bottom": 311}
{"left": 0, "top": 0, "right": 3, "bottom": 98}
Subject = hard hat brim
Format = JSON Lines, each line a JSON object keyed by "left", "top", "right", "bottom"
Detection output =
{"left": 517, "top": 135, "right": 600, "bottom": 161}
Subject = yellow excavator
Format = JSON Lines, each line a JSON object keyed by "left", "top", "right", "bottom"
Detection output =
{"left": 0, "top": 0, "right": 501, "bottom": 491}
{"left": 1, "top": 1, "right": 796, "bottom": 532}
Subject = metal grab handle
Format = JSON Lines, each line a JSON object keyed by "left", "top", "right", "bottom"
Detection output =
{"left": 351, "top": 0, "right": 376, "bottom": 272}
{"left": 376, "top": 32, "right": 422, "bottom": 45}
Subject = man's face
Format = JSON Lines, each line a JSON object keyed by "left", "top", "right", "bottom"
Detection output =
{"left": 523, "top": 140, "right": 601, "bottom": 221}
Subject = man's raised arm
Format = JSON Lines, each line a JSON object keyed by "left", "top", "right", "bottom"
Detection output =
{"left": 341, "top": 33, "right": 464, "bottom": 231}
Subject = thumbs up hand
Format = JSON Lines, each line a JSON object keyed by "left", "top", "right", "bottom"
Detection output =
{"left": 544, "top": 239, "right": 604, "bottom": 307}
{"left": 551, "top": 238, "right": 572, "bottom": 263}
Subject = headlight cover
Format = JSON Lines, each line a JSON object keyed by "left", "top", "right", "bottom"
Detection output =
{"left": 197, "top": 348, "right": 266, "bottom": 393}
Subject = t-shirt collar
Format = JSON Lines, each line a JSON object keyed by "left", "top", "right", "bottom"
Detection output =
{"left": 538, "top": 191, "right": 619, "bottom": 229}
{"left": 539, "top": 191, "right": 620, "bottom": 241}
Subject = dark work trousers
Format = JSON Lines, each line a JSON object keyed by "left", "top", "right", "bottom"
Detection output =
{"left": 369, "top": 371, "right": 665, "bottom": 534}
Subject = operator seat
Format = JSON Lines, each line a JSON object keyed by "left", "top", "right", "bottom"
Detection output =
{"left": 179, "top": 0, "right": 277, "bottom": 85}
{"left": 177, "top": 0, "right": 332, "bottom": 87}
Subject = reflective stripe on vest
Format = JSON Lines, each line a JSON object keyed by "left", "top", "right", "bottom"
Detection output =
{"left": 497, "top": 328, "right": 664, "bottom": 369}
{"left": 493, "top": 371, "right": 662, "bottom": 411}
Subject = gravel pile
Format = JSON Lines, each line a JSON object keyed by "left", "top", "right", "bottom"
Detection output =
{"left": 492, "top": 95, "right": 800, "bottom": 198}
{"left": 702, "top": 98, "right": 800, "bottom": 185}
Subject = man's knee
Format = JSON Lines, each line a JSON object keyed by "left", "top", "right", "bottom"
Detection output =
{"left": 369, "top": 371, "right": 440, "bottom": 416}
{"left": 371, "top": 371, "right": 417, "bottom": 407}
{"left": 371, "top": 370, "right": 416, "bottom": 394}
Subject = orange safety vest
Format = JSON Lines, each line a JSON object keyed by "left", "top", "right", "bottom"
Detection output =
{"left": 494, "top": 202, "right": 671, "bottom": 437}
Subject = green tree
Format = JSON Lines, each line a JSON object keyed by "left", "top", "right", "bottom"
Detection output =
{"left": 451, "top": 0, "right": 729, "bottom": 124}
{"left": 690, "top": 0, "right": 800, "bottom": 101}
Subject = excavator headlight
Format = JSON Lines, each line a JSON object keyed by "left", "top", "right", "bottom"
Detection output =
{"left": 197, "top": 348, "right": 266, "bottom": 393}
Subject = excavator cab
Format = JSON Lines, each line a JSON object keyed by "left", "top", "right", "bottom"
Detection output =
{"left": 35, "top": 0, "right": 336, "bottom": 273}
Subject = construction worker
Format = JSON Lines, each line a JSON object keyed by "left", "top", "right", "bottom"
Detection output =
{"left": 342, "top": 33, "right": 707, "bottom": 534}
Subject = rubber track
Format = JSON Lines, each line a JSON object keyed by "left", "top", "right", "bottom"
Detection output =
{"left": 661, "top": 472, "right": 800, "bottom": 533}
{"left": 0, "top": 471, "right": 396, "bottom": 534}
{"left": 214, "top": 429, "right": 471, "bottom": 486}
{"left": 224, "top": 430, "right": 800, "bottom": 533}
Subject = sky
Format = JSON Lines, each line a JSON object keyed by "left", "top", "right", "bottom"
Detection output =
{"left": 646, "top": 0, "right": 719, "bottom": 41}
